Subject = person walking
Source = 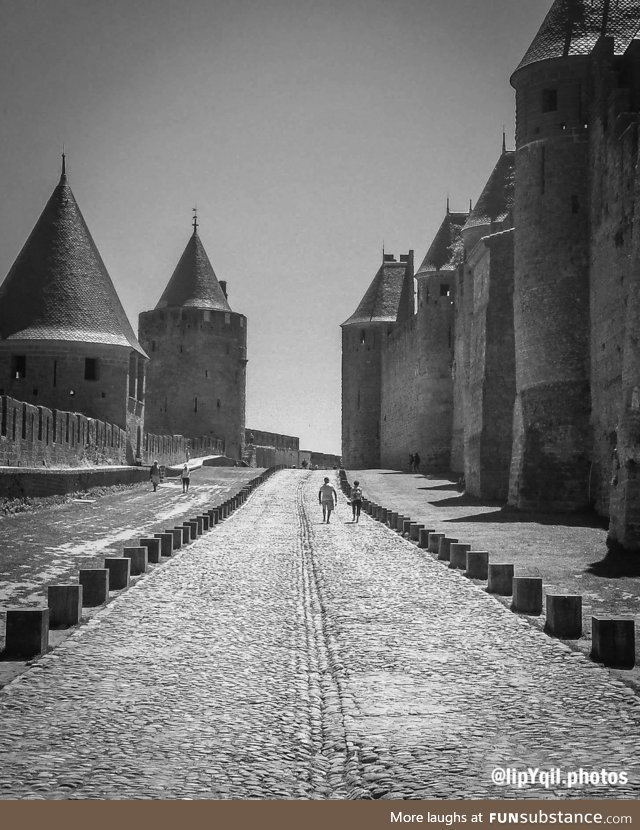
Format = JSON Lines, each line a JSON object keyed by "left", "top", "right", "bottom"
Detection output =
{"left": 413, "top": 452, "right": 421, "bottom": 473}
{"left": 181, "top": 462, "right": 190, "bottom": 494}
{"left": 150, "top": 461, "right": 161, "bottom": 492}
{"left": 409, "top": 453, "right": 415, "bottom": 472}
{"left": 351, "top": 480, "right": 363, "bottom": 523}
{"left": 318, "top": 477, "right": 338, "bottom": 523}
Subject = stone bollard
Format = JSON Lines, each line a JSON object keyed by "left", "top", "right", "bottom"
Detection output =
{"left": 186, "top": 520, "right": 199, "bottom": 538}
{"left": 388, "top": 511, "right": 398, "bottom": 528}
{"left": 438, "top": 537, "right": 458, "bottom": 562}
{"left": 48, "top": 585, "right": 83, "bottom": 628}
{"left": 140, "top": 537, "right": 161, "bottom": 564}
{"left": 428, "top": 533, "right": 445, "bottom": 553}
{"left": 409, "top": 523, "right": 423, "bottom": 542}
{"left": 104, "top": 557, "right": 130, "bottom": 590}
{"left": 402, "top": 519, "right": 413, "bottom": 537}
{"left": 449, "top": 543, "right": 470, "bottom": 570}
{"left": 511, "top": 577, "right": 543, "bottom": 615}
{"left": 465, "top": 551, "right": 489, "bottom": 580}
{"left": 179, "top": 523, "right": 192, "bottom": 543}
{"left": 79, "top": 569, "right": 109, "bottom": 606}
{"left": 218, "top": 503, "right": 227, "bottom": 520}
{"left": 123, "top": 547, "right": 148, "bottom": 576}
{"left": 167, "top": 528, "right": 183, "bottom": 549}
{"left": 3, "top": 608, "right": 49, "bottom": 659}
{"left": 418, "top": 528, "right": 434, "bottom": 549}
{"left": 201, "top": 514, "right": 210, "bottom": 532}
{"left": 362, "top": 499, "right": 369, "bottom": 512}
{"left": 194, "top": 517, "right": 204, "bottom": 535}
{"left": 393, "top": 515, "right": 404, "bottom": 532}
{"left": 487, "top": 564, "right": 514, "bottom": 595}
{"left": 209, "top": 508, "right": 219, "bottom": 525}
{"left": 154, "top": 532, "right": 174, "bottom": 557}
{"left": 380, "top": 508, "right": 388, "bottom": 523}
{"left": 545, "top": 595, "right": 582, "bottom": 639}
{"left": 591, "top": 618, "right": 636, "bottom": 669}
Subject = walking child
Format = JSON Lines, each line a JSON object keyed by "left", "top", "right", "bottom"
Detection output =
{"left": 181, "top": 462, "right": 190, "bottom": 494}
{"left": 351, "top": 480, "right": 363, "bottom": 522}
{"left": 318, "top": 477, "right": 338, "bottom": 523}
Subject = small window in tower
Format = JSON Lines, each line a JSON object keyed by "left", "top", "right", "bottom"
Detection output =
{"left": 11, "top": 355, "right": 26, "bottom": 379}
{"left": 84, "top": 358, "right": 98, "bottom": 381}
{"left": 151, "top": 340, "right": 156, "bottom": 352}
{"left": 225, "top": 313, "right": 231, "bottom": 325}
{"left": 180, "top": 345, "right": 183, "bottom": 353}
{"left": 440, "top": 284, "right": 450, "bottom": 297}
{"left": 205, "top": 370, "right": 209, "bottom": 378}
{"left": 217, "top": 399, "right": 221, "bottom": 409}
{"left": 203, "top": 310, "right": 211, "bottom": 323}
{"left": 69, "top": 389, "right": 75, "bottom": 397}
{"left": 360, "top": 330, "right": 366, "bottom": 344}
{"left": 194, "top": 397, "right": 198, "bottom": 413}
{"left": 542, "top": 88, "right": 558, "bottom": 113}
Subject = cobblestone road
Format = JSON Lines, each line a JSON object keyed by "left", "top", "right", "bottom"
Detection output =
{"left": 0, "top": 470, "right": 639, "bottom": 799}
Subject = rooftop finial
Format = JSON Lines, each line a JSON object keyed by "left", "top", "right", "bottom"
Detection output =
{"left": 192, "top": 206, "right": 198, "bottom": 235}
{"left": 469, "top": 198, "right": 473, "bottom": 213}
{"left": 61, "top": 146, "right": 66, "bottom": 181}
{"left": 502, "top": 127, "right": 506, "bottom": 154}
{"left": 446, "top": 195, "right": 450, "bottom": 215}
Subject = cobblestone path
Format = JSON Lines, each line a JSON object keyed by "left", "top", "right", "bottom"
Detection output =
{"left": 0, "top": 470, "right": 639, "bottom": 799}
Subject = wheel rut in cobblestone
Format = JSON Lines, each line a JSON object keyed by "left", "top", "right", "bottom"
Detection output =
{"left": 295, "top": 474, "right": 357, "bottom": 798}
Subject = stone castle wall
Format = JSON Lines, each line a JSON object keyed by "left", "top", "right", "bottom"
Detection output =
{"left": 341, "top": 325, "right": 385, "bottom": 468}
{"left": 139, "top": 306, "right": 247, "bottom": 461}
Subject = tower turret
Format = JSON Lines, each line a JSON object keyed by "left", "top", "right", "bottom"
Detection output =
{"left": 341, "top": 253, "right": 407, "bottom": 468}
{"left": 138, "top": 219, "right": 246, "bottom": 460}
{"left": 507, "top": 0, "right": 606, "bottom": 511}
{"left": 0, "top": 158, "right": 147, "bottom": 462}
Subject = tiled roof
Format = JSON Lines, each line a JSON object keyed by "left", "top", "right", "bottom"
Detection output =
{"left": 155, "top": 233, "right": 232, "bottom": 312}
{"left": 342, "top": 259, "right": 407, "bottom": 326}
{"left": 515, "top": 0, "right": 640, "bottom": 75}
{"left": 0, "top": 172, "right": 146, "bottom": 355}
{"left": 464, "top": 151, "right": 515, "bottom": 231}
{"left": 416, "top": 212, "right": 468, "bottom": 276}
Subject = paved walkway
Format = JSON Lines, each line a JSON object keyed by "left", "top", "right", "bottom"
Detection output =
{"left": 350, "top": 470, "right": 640, "bottom": 673}
{"left": 0, "top": 470, "right": 639, "bottom": 799}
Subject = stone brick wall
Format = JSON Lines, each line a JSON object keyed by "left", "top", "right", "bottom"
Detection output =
{"left": 139, "top": 306, "right": 247, "bottom": 461}
{"left": 0, "top": 395, "right": 127, "bottom": 467}
{"left": 464, "top": 230, "right": 516, "bottom": 501}
{"left": 341, "top": 324, "right": 386, "bottom": 468}
{"left": 509, "top": 58, "right": 592, "bottom": 512}
{"left": 245, "top": 428, "right": 300, "bottom": 468}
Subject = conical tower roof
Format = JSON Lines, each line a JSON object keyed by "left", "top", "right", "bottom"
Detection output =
{"left": 0, "top": 164, "right": 146, "bottom": 355}
{"left": 464, "top": 151, "right": 515, "bottom": 232}
{"left": 514, "top": 0, "right": 640, "bottom": 78}
{"left": 342, "top": 256, "right": 406, "bottom": 327}
{"left": 155, "top": 230, "right": 231, "bottom": 311}
{"left": 416, "top": 211, "right": 468, "bottom": 277}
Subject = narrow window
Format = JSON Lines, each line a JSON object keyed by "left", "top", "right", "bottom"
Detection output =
{"left": 11, "top": 355, "right": 26, "bottom": 379}
{"left": 360, "top": 330, "right": 366, "bottom": 344}
{"left": 217, "top": 399, "right": 221, "bottom": 409}
{"left": 440, "top": 284, "right": 450, "bottom": 297}
{"left": 194, "top": 397, "right": 198, "bottom": 413}
{"left": 84, "top": 358, "right": 98, "bottom": 381}
{"left": 203, "top": 310, "right": 211, "bottom": 323}
{"left": 542, "top": 88, "right": 558, "bottom": 113}
{"left": 224, "top": 313, "right": 231, "bottom": 325}
{"left": 205, "top": 370, "right": 209, "bottom": 378}
{"left": 151, "top": 340, "right": 156, "bottom": 352}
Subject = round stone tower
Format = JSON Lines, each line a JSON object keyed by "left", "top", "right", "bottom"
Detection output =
{"left": 508, "top": 0, "right": 594, "bottom": 511}
{"left": 341, "top": 254, "right": 406, "bottom": 469}
{"left": 138, "top": 219, "right": 246, "bottom": 460}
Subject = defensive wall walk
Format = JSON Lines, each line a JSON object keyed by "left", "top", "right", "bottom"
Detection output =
{"left": 0, "top": 469, "right": 639, "bottom": 799}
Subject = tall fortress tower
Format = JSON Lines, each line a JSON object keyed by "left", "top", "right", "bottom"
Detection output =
{"left": 138, "top": 218, "right": 247, "bottom": 460}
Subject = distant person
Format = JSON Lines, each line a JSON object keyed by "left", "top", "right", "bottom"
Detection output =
{"left": 181, "top": 463, "right": 190, "bottom": 494}
{"left": 351, "top": 480, "right": 363, "bottom": 523}
{"left": 318, "top": 477, "right": 338, "bottom": 524}
{"left": 413, "top": 452, "right": 421, "bottom": 473}
{"left": 409, "top": 453, "right": 415, "bottom": 472}
{"left": 150, "top": 461, "right": 161, "bottom": 492}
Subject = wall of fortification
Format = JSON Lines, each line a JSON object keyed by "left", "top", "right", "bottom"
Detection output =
{"left": 451, "top": 265, "right": 469, "bottom": 476}
{"left": 509, "top": 59, "right": 592, "bottom": 512}
{"left": 465, "top": 230, "right": 515, "bottom": 501}
{"left": 588, "top": 48, "right": 640, "bottom": 517}
{"left": 341, "top": 325, "right": 385, "bottom": 468}
{"left": 139, "top": 306, "right": 246, "bottom": 460}
{"left": 245, "top": 428, "right": 300, "bottom": 468}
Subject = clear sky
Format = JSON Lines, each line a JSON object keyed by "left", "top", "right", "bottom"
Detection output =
{"left": 0, "top": 0, "right": 551, "bottom": 455}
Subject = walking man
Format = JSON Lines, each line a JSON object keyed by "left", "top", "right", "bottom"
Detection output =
{"left": 318, "top": 477, "right": 338, "bottom": 523}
